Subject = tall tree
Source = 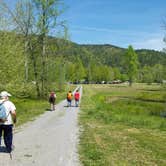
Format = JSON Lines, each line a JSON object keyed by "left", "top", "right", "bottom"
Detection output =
{"left": 125, "top": 45, "right": 138, "bottom": 86}
{"left": 15, "top": 0, "right": 34, "bottom": 82}
{"left": 0, "top": 0, "right": 67, "bottom": 98}
{"left": 74, "top": 58, "right": 86, "bottom": 83}
{"left": 33, "top": 0, "right": 66, "bottom": 97}
{"left": 0, "top": 0, "right": 42, "bottom": 97}
{"left": 0, "top": 0, "right": 34, "bottom": 82}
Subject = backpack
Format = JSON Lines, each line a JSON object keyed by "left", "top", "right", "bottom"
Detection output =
{"left": 49, "top": 92, "right": 56, "bottom": 103}
{"left": 0, "top": 103, "right": 7, "bottom": 122}
{"left": 67, "top": 93, "right": 72, "bottom": 100}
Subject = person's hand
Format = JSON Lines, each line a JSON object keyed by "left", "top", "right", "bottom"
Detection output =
{"left": 13, "top": 117, "right": 17, "bottom": 124}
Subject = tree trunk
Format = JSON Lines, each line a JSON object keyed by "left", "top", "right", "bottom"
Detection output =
{"left": 40, "top": 3, "right": 48, "bottom": 98}
{"left": 40, "top": 34, "right": 48, "bottom": 98}
{"left": 129, "top": 78, "right": 132, "bottom": 86}
{"left": 24, "top": 39, "right": 29, "bottom": 82}
{"left": 29, "top": 42, "right": 41, "bottom": 98}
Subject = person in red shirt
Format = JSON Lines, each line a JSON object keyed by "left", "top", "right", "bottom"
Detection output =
{"left": 74, "top": 90, "right": 80, "bottom": 107}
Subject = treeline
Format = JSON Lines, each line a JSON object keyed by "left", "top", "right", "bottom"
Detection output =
{"left": 1, "top": 31, "right": 166, "bottom": 98}
{"left": 80, "top": 44, "right": 166, "bottom": 84}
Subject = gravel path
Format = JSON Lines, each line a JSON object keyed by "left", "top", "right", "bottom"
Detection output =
{"left": 0, "top": 86, "right": 82, "bottom": 166}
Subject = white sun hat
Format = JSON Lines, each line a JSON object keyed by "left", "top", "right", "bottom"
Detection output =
{"left": 0, "top": 91, "right": 12, "bottom": 98}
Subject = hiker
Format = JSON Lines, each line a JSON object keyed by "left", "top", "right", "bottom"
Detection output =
{"left": 0, "top": 91, "right": 16, "bottom": 156}
{"left": 67, "top": 91, "right": 73, "bottom": 107}
{"left": 74, "top": 89, "right": 80, "bottom": 107}
{"left": 49, "top": 91, "right": 56, "bottom": 111}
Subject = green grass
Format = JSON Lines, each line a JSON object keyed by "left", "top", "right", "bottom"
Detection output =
{"left": 13, "top": 98, "right": 47, "bottom": 126}
{"left": 79, "top": 84, "right": 166, "bottom": 166}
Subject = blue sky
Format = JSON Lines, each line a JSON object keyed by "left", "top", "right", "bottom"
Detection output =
{"left": 62, "top": 0, "right": 166, "bottom": 50}
{"left": 4, "top": 0, "right": 166, "bottom": 50}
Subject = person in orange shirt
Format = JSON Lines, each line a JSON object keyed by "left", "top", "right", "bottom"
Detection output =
{"left": 67, "top": 91, "right": 73, "bottom": 107}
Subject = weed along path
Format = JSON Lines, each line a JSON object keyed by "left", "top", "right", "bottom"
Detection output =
{"left": 0, "top": 86, "right": 82, "bottom": 166}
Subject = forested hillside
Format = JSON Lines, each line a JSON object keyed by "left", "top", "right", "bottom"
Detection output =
{"left": 81, "top": 44, "right": 166, "bottom": 67}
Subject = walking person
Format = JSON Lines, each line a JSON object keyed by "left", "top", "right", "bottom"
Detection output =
{"left": 0, "top": 91, "right": 16, "bottom": 158}
{"left": 67, "top": 91, "right": 73, "bottom": 107}
{"left": 74, "top": 89, "right": 80, "bottom": 107}
{"left": 49, "top": 91, "right": 56, "bottom": 111}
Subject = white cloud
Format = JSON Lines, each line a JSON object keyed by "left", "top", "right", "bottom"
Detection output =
{"left": 70, "top": 25, "right": 166, "bottom": 51}
{"left": 71, "top": 25, "right": 115, "bottom": 33}
{"left": 132, "top": 37, "right": 165, "bottom": 51}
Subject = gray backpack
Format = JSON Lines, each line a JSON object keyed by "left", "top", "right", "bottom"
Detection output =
{"left": 0, "top": 102, "right": 7, "bottom": 122}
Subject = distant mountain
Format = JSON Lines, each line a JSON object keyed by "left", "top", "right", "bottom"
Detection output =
{"left": 79, "top": 44, "right": 125, "bottom": 67}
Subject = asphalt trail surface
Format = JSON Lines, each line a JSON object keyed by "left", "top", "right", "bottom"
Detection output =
{"left": 0, "top": 86, "right": 82, "bottom": 166}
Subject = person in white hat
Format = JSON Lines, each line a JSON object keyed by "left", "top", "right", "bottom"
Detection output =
{"left": 0, "top": 91, "right": 16, "bottom": 156}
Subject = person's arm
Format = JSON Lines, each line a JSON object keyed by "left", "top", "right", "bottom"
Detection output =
{"left": 11, "top": 111, "right": 17, "bottom": 124}
{"left": 9, "top": 102, "right": 17, "bottom": 124}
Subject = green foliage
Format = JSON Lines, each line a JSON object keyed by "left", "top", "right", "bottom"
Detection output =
{"left": 136, "top": 49, "right": 166, "bottom": 67}
{"left": 0, "top": 29, "right": 166, "bottom": 98}
{"left": 125, "top": 45, "right": 138, "bottom": 85}
{"left": 112, "top": 67, "right": 121, "bottom": 80}
{"left": 0, "top": 32, "right": 24, "bottom": 90}
{"left": 0, "top": 0, "right": 68, "bottom": 98}
{"left": 138, "top": 64, "right": 166, "bottom": 84}
{"left": 139, "top": 65, "right": 154, "bottom": 84}
{"left": 81, "top": 44, "right": 166, "bottom": 84}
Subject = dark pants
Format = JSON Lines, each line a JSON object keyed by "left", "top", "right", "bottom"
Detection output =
{"left": 75, "top": 99, "right": 79, "bottom": 107}
{"left": 0, "top": 125, "right": 13, "bottom": 153}
{"left": 67, "top": 99, "right": 72, "bottom": 106}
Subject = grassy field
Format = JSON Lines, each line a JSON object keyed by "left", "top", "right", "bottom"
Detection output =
{"left": 79, "top": 84, "right": 166, "bottom": 166}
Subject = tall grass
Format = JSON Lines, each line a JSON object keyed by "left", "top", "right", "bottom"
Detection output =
{"left": 79, "top": 84, "right": 166, "bottom": 166}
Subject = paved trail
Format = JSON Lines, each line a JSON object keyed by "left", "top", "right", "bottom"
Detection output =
{"left": 0, "top": 86, "right": 82, "bottom": 166}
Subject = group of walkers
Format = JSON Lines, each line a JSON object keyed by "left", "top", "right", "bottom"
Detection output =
{"left": 48, "top": 89, "right": 80, "bottom": 110}
{"left": 0, "top": 88, "right": 80, "bottom": 159}
{"left": 66, "top": 89, "right": 80, "bottom": 107}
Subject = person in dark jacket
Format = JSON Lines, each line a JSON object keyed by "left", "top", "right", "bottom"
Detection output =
{"left": 49, "top": 91, "right": 56, "bottom": 111}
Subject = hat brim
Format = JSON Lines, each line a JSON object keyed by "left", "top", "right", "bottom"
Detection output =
{"left": 0, "top": 92, "right": 12, "bottom": 97}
